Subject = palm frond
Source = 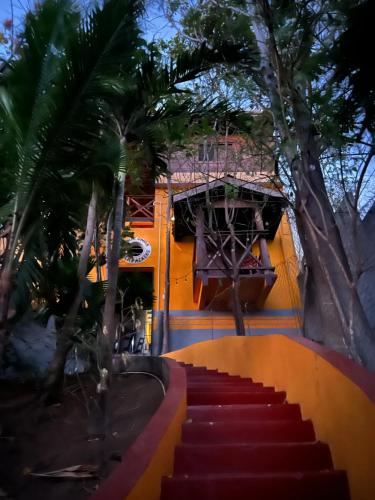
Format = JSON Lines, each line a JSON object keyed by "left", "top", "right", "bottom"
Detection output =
{"left": 0, "top": 0, "right": 146, "bottom": 283}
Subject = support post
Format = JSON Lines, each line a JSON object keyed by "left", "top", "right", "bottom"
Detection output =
{"left": 254, "top": 206, "right": 276, "bottom": 309}
{"left": 196, "top": 207, "right": 206, "bottom": 268}
{"left": 254, "top": 207, "right": 272, "bottom": 268}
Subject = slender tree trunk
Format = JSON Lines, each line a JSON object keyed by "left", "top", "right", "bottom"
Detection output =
{"left": 0, "top": 189, "right": 36, "bottom": 336}
{"left": 97, "top": 142, "right": 126, "bottom": 433}
{"left": 225, "top": 198, "right": 246, "bottom": 336}
{"left": 0, "top": 269, "right": 12, "bottom": 368}
{"left": 94, "top": 223, "right": 102, "bottom": 282}
{"left": 162, "top": 174, "right": 172, "bottom": 354}
{"left": 0, "top": 222, "right": 15, "bottom": 368}
{"left": 101, "top": 172, "right": 126, "bottom": 371}
{"left": 231, "top": 277, "right": 246, "bottom": 336}
{"left": 44, "top": 187, "right": 98, "bottom": 400}
{"left": 106, "top": 208, "right": 113, "bottom": 279}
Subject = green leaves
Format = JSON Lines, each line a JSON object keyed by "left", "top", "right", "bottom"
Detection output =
{"left": 224, "top": 183, "right": 239, "bottom": 200}
{"left": 0, "top": 0, "right": 148, "bottom": 322}
{"left": 332, "top": 0, "right": 375, "bottom": 135}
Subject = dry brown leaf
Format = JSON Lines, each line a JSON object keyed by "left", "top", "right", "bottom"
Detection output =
{"left": 27, "top": 464, "right": 98, "bottom": 480}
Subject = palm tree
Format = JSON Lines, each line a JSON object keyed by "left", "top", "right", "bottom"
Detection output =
{"left": 0, "top": 0, "right": 145, "bottom": 369}
{"left": 0, "top": 0, "right": 256, "bottom": 404}
{"left": 94, "top": 49, "right": 246, "bottom": 430}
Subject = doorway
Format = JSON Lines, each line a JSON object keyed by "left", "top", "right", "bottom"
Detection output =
{"left": 115, "top": 269, "right": 154, "bottom": 354}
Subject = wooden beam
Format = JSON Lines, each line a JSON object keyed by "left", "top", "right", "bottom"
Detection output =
{"left": 212, "top": 199, "right": 255, "bottom": 209}
{"left": 195, "top": 207, "right": 207, "bottom": 267}
{"left": 254, "top": 207, "right": 272, "bottom": 269}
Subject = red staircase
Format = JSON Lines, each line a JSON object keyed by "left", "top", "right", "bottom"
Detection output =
{"left": 161, "top": 364, "right": 350, "bottom": 500}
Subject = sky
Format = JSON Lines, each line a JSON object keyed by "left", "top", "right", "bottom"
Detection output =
{"left": 0, "top": 0, "right": 30, "bottom": 28}
{"left": 0, "top": 0, "right": 174, "bottom": 61}
{"left": 0, "top": 0, "right": 174, "bottom": 42}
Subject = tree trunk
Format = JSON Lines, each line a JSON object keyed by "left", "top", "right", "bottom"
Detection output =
{"left": 296, "top": 208, "right": 348, "bottom": 351}
{"left": 162, "top": 174, "right": 172, "bottom": 354}
{"left": 94, "top": 223, "right": 102, "bottom": 281}
{"left": 250, "top": 5, "right": 375, "bottom": 369}
{"left": 291, "top": 94, "right": 375, "bottom": 368}
{"left": 105, "top": 208, "right": 114, "bottom": 279}
{"left": 0, "top": 269, "right": 12, "bottom": 368}
{"left": 231, "top": 277, "right": 246, "bottom": 336}
{"left": 43, "top": 335, "right": 74, "bottom": 404}
{"left": 44, "top": 187, "right": 98, "bottom": 400}
{"left": 0, "top": 222, "right": 15, "bottom": 368}
{"left": 98, "top": 149, "right": 126, "bottom": 434}
{"left": 225, "top": 198, "right": 246, "bottom": 336}
{"left": 0, "top": 191, "right": 37, "bottom": 366}
{"left": 101, "top": 172, "right": 126, "bottom": 369}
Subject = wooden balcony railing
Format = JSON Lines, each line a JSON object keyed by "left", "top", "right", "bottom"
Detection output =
{"left": 192, "top": 224, "right": 277, "bottom": 310}
{"left": 126, "top": 195, "right": 154, "bottom": 222}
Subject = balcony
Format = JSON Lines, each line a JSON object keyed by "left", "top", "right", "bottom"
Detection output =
{"left": 193, "top": 230, "right": 277, "bottom": 311}
{"left": 172, "top": 175, "right": 287, "bottom": 312}
{"left": 125, "top": 195, "right": 154, "bottom": 226}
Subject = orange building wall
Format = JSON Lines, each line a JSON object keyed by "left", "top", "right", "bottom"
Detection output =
{"left": 98, "top": 186, "right": 302, "bottom": 350}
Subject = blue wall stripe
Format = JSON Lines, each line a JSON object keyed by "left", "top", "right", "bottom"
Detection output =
{"left": 169, "top": 328, "right": 301, "bottom": 351}
{"left": 154, "top": 308, "right": 301, "bottom": 318}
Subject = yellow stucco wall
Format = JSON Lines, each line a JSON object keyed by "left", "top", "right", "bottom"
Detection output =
{"left": 165, "top": 335, "right": 375, "bottom": 500}
{"left": 94, "top": 186, "right": 302, "bottom": 348}
{"left": 116, "top": 187, "right": 301, "bottom": 312}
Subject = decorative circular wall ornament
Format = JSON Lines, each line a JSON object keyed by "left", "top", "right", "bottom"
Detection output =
{"left": 124, "top": 237, "right": 151, "bottom": 264}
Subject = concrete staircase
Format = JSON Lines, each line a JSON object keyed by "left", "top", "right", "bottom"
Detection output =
{"left": 161, "top": 363, "right": 350, "bottom": 500}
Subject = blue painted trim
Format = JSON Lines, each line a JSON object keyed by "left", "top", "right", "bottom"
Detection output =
{"left": 154, "top": 308, "right": 301, "bottom": 318}
{"left": 169, "top": 328, "right": 301, "bottom": 351}
{"left": 171, "top": 328, "right": 301, "bottom": 336}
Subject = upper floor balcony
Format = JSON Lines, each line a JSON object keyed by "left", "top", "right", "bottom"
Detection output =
{"left": 173, "top": 175, "right": 287, "bottom": 311}
{"left": 125, "top": 195, "right": 154, "bottom": 226}
{"left": 192, "top": 227, "right": 277, "bottom": 311}
{"left": 168, "top": 137, "right": 275, "bottom": 181}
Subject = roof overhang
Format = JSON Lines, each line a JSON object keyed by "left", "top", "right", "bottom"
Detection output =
{"left": 173, "top": 175, "right": 285, "bottom": 203}
{"left": 172, "top": 176, "right": 288, "bottom": 240}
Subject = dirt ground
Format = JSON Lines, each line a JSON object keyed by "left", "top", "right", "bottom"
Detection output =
{"left": 0, "top": 373, "right": 164, "bottom": 499}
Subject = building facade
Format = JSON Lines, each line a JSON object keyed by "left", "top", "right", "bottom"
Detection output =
{"left": 115, "top": 136, "right": 302, "bottom": 352}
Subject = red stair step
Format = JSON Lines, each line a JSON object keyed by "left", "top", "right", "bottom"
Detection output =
{"left": 174, "top": 442, "right": 333, "bottom": 474}
{"left": 188, "top": 403, "right": 302, "bottom": 422}
{"left": 184, "top": 367, "right": 231, "bottom": 373}
{"left": 186, "top": 375, "right": 263, "bottom": 387}
{"left": 183, "top": 364, "right": 211, "bottom": 368}
{"left": 185, "top": 366, "right": 220, "bottom": 375}
{"left": 184, "top": 366, "right": 220, "bottom": 371}
{"left": 187, "top": 390, "right": 286, "bottom": 405}
{"left": 168, "top": 364, "right": 350, "bottom": 499}
{"left": 182, "top": 419, "right": 315, "bottom": 444}
{"left": 187, "top": 382, "right": 266, "bottom": 390}
{"left": 187, "top": 376, "right": 253, "bottom": 384}
{"left": 186, "top": 371, "right": 242, "bottom": 377}
{"left": 161, "top": 471, "right": 350, "bottom": 500}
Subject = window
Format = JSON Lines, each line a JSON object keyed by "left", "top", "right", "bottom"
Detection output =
{"left": 198, "top": 142, "right": 216, "bottom": 161}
